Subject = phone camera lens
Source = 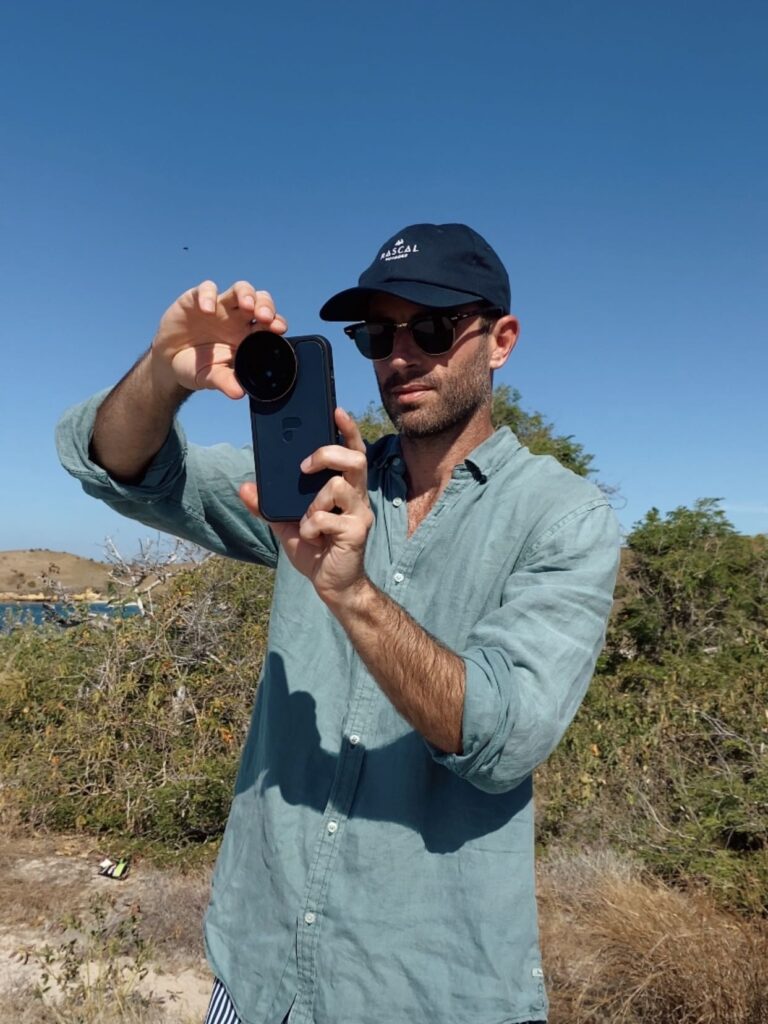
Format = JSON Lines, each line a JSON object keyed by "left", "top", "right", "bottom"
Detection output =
{"left": 234, "top": 332, "right": 298, "bottom": 403}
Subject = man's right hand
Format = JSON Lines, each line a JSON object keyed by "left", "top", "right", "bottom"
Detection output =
{"left": 151, "top": 281, "right": 288, "bottom": 400}
{"left": 89, "top": 281, "right": 286, "bottom": 483}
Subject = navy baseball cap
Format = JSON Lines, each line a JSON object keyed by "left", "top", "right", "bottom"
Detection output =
{"left": 319, "top": 223, "right": 510, "bottom": 321}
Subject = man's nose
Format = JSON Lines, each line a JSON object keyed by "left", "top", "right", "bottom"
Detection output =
{"left": 386, "top": 325, "right": 422, "bottom": 365}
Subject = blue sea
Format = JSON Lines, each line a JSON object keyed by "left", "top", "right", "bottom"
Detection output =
{"left": 0, "top": 602, "right": 140, "bottom": 630}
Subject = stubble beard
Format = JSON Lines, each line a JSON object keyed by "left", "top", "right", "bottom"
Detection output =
{"left": 378, "top": 344, "right": 493, "bottom": 439}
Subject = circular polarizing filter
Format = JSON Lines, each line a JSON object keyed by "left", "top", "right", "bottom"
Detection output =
{"left": 234, "top": 332, "right": 298, "bottom": 402}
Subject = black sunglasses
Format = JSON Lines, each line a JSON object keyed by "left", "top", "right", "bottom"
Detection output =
{"left": 343, "top": 308, "right": 502, "bottom": 361}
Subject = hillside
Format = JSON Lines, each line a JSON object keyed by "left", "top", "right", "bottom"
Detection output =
{"left": 0, "top": 549, "right": 111, "bottom": 599}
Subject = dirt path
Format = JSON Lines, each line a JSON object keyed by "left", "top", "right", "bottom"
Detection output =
{"left": 0, "top": 833, "right": 214, "bottom": 1022}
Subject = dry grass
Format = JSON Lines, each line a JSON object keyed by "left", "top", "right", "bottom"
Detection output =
{"left": 539, "top": 848, "right": 768, "bottom": 1024}
{"left": 130, "top": 868, "right": 210, "bottom": 965}
{"left": 4, "top": 981, "right": 171, "bottom": 1024}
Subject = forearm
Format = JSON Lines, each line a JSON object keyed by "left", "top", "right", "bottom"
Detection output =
{"left": 326, "top": 579, "right": 465, "bottom": 753}
{"left": 90, "top": 350, "right": 192, "bottom": 484}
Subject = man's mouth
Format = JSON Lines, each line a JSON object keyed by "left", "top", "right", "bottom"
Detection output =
{"left": 387, "top": 380, "right": 434, "bottom": 396}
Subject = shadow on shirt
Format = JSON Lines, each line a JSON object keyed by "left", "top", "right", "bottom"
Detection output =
{"left": 238, "top": 652, "right": 530, "bottom": 854}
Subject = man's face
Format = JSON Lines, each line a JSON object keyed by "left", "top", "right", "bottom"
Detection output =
{"left": 367, "top": 294, "right": 494, "bottom": 439}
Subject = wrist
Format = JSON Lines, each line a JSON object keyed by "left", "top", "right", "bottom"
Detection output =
{"left": 320, "top": 575, "right": 377, "bottom": 620}
{"left": 145, "top": 347, "right": 193, "bottom": 405}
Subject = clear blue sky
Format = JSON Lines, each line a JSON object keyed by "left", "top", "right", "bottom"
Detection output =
{"left": 1, "top": 0, "right": 766, "bottom": 560}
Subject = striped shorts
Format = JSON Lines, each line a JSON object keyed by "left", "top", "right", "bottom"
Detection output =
{"left": 204, "top": 979, "right": 242, "bottom": 1024}
{"left": 204, "top": 978, "right": 293, "bottom": 1024}
{"left": 204, "top": 977, "right": 544, "bottom": 1023}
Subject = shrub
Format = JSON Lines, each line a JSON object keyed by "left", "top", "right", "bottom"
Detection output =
{"left": 537, "top": 501, "right": 768, "bottom": 915}
{"left": 0, "top": 557, "right": 272, "bottom": 849}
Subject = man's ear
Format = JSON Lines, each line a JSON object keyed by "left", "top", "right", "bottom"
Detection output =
{"left": 488, "top": 315, "right": 520, "bottom": 371}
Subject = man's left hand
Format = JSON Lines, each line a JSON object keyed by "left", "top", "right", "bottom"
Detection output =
{"left": 239, "top": 408, "right": 374, "bottom": 605}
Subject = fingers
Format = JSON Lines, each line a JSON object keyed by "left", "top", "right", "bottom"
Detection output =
{"left": 222, "top": 281, "right": 259, "bottom": 314}
{"left": 220, "top": 284, "right": 288, "bottom": 333}
{"left": 192, "top": 280, "right": 219, "bottom": 314}
{"left": 239, "top": 482, "right": 301, "bottom": 546}
{"left": 196, "top": 363, "right": 245, "bottom": 400}
{"left": 239, "top": 481, "right": 262, "bottom": 516}
{"left": 309, "top": 474, "right": 369, "bottom": 514}
{"left": 189, "top": 281, "right": 288, "bottom": 334}
{"left": 301, "top": 429, "right": 368, "bottom": 494}
{"left": 181, "top": 341, "right": 245, "bottom": 398}
{"left": 334, "top": 407, "right": 366, "bottom": 454}
{"left": 300, "top": 510, "right": 359, "bottom": 543}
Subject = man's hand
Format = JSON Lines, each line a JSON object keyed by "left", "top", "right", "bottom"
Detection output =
{"left": 90, "top": 280, "right": 286, "bottom": 483}
{"left": 151, "top": 281, "right": 288, "bottom": 399}
{"left": 239, "top": 408, "right": 374, "bottom": 604}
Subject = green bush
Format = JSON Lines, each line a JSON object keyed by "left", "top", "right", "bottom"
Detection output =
{"left": 611, "top": 499, "right": 768, "bottom": 661}
{"left": 537, "top": 501, "right": 768, "bottom": 915}
{"left": 0, "top": 557, "right": 272, "bottom": 849}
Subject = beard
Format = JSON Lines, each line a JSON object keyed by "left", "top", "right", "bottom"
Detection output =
{"left": 377, "top": 343, "right": 493, "bottom": 439}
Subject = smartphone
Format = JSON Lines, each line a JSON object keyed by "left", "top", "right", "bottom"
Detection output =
{"left": 234, "top": 332, "right": 339, "bottom": 522}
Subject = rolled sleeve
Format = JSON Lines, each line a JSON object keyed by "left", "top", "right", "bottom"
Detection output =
{"left": 55, "top": 391, "right": 279, "bottom": 567}
{"left": 429, "top": 500, "right": 620, "bottom": 793}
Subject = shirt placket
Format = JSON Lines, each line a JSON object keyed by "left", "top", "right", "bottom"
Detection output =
{"left": 291, "top": 461, "right": 472, "bottom": 1024}
{"left": 291, "top": 653, "right": 380, "bottom": 1023}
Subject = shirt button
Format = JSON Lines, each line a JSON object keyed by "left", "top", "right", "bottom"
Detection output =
{"left": 304, "top": 911, "right": 316, "bottom": 925}
{"left": 349, "top": 734, "right": 361, "bottom": 746}
{"left": 393, "top": 572, "right": 404, "bottom": 584}
{"left": 327, "top": 820, "right": 338, "bottom": 835}
{"left": 392, "top": 457, "right": 402, "bottom": 467}
{"left": 392, "top": 496, "right": 403, "bottom": 507}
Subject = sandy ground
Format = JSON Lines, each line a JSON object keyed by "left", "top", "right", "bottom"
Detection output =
{"left": 0, "top": 833, "right": 214, "bottom": 1022}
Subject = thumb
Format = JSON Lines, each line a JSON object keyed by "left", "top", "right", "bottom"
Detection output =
{"left": 197, "top": 364, "right": 245, "bottom": 400}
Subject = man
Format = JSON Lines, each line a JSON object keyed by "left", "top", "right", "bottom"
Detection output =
{"left": 57, "top": 223, "right": 620, "bottom": 1024}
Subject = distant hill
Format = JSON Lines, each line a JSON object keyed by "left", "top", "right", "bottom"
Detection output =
{"left": 0, "top": 549, "right": 111, "bottom": 599}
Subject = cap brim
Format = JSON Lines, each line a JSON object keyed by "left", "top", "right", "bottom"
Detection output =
{"left": 319, "top": 282, "right": 488, "bottom": 321}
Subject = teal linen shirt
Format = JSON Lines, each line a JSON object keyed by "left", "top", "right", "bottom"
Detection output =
{"left": 56, "top": 392, "right": 620, "bottom": 1024}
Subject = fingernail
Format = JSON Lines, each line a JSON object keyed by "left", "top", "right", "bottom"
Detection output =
{"left": 300, "top": 457, "right": 311, "bottom": 471}
{"left": 258, "top": 305, "right": 273, "bottom": 318}
{"left": 202, "top": 299, "right": 215, "bottom": 312}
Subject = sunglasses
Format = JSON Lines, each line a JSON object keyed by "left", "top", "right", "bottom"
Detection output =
{"left": 343, "top": 308, "right": 501, "bottom": 361}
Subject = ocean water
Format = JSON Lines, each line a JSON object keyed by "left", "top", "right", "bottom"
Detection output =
{"left": 0, "top": 602, "right": 140, "bottom": 630}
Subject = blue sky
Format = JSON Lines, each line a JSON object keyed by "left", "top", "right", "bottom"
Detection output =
{"left": 1, "top": 0, "right": 766, "bottom": 560}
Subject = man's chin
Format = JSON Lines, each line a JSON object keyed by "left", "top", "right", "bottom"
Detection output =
{"left": 392, "top": 409, "right": 453, "bottom": 439}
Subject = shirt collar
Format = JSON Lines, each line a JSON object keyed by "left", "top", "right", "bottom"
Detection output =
{"left": 463, "top": 427, "right": 521, "bottom": 481}
{"left": 369, "top": 427, "right": 521, "bottom": 479}
{"left": 369, "top": 433, "right": 403, "bottom": 470}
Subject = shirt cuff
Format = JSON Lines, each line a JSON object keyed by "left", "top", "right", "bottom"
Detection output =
{"left": 56, "top": 389, "right": 188, "bottom": 503}
{"left": 425, "top": 650, "right": 521, "bottom": 788}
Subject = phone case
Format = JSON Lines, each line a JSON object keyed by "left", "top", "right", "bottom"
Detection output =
{"left": 247, "top": 335, "right": 338, "bottom": 522}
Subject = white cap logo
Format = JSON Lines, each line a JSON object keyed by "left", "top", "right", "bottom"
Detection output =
{"left": 380, "top": 238, "right": 420, "bottom": 262}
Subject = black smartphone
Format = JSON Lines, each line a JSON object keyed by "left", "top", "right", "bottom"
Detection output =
{"left": 234, "top": 331, "right": 339, "bottom": 522}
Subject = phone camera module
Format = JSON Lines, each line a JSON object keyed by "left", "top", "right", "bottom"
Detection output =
{"left": 234, "top": 332, "right": 298, "bottom": 403}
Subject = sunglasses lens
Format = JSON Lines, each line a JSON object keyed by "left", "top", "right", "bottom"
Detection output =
{"left": 348, "top": 323, "right": 394, "bottom": 360}
{"left": 346, "top": 314, "right": 459, "bottom": 360}
{"left": 411, "top": 316, "right": 455, "bottom": 354}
